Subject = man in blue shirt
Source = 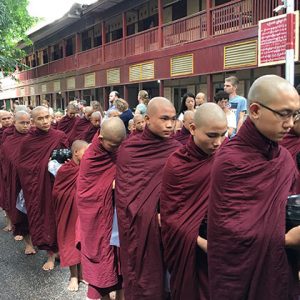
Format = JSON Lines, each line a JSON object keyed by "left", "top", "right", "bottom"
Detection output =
{"left": 224, "top": 76, "right": 247, "bottom": 133}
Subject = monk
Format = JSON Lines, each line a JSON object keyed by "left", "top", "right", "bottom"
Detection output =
{"left": 161, "top": 103, "right": 227, "bottom": 300}
{"left": 18, "top": 106, "right": 69, "bottom": 271}
{"left": 86, "top": 111, "right": 101, "bottom": 143}
{"left": 57, "top": 103, "right": 79, "bottom": 136}
{"left": 208, "top": 75, "right": 300, "bottom": 300}
{"left": 77, "top": 117, "right": 126, "bottom": 300}
{"left": 1, "top": 111, "right": 35, "bottom": 251}
{"left": 173, "top": 110, "right": 194, "bottom": 145}
{"left": 68, "top": 106, "right": 94, "bottom": 144}
{"left": 53, "top": 140, "right": 88, "bottom": 292}
{"left": 132, "top": 114, "right": 145, "bottom": 135}
{"left": 0, "top": 110, "right": 13, "bottom": 143}
{"left": 115, "top": 97, "right": 181, "bottom": 300}
{"left": 0, "top": 110, "right": 14, "bottom": 231}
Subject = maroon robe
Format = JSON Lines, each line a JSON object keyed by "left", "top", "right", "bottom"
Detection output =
{"left": 18, "top": 128, "right": 69, "bottom": 251}
{"left": 281, "top": 130, "right": 300, "bottom": 193}
{"left": 76, "top": 138, "right": 119, "bottom": 288}
{"left": 172, "top": 126, "right": 190, "bottom": 145}
{"left": 160, "top": 136, "right": 211, "bottom": 300}
{"left": 1, "top": 125, "right": 15, "bottom": 144}
{"left": 1, "top": 128, "right": 29, "bottom": 235}
{"left": 115, "top": 126, "right": 180, "bottom": 300}
{"left": 0, "top": 125, "right": 14, "bottom": 209}
{"left": 208, "top": 118, "right": 298, "bottom": 300}
{"left": 280, "top": 130, "right": 300, "bottom": 295}
{"left": 53, "top": 159, "right": 80, "bottom": 267}
{"left": 57, "top": 115, "right": 79, "bottom": 136}
{"left": 68, "top": 117, "right": 96, "bottom": 144}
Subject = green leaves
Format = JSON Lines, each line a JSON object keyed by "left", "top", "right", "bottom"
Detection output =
{"left": 0, "top": 0, "right": 36, "bottom": 73}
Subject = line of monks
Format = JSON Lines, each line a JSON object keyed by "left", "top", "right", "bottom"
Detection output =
{"left": 1, "top": 74, "right": 300, "bottom": 300}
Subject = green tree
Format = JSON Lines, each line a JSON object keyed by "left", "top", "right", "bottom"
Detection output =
{"left": 0, "top": 0, "right": 36, "bottom": 73}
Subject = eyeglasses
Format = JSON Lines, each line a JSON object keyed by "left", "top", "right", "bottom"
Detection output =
{"left": 256, "top": 102, "right": 300, "bottom": 121}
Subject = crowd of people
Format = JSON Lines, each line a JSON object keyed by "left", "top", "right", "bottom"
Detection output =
{"left": 0, "top": 74, "right": 300, "bottom": 300}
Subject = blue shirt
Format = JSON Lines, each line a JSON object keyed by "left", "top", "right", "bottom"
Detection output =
{"left": 229, "top": 95, "right": 247, "bottom": 128}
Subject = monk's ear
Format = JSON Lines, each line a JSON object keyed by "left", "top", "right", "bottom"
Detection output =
{"left": 249, "top": 103, "right": 260, "bottom": 119}
{"left": 189, "top": 123, "right": 196, "bottom": 135}
{"left": 144, "top": 114, "right": 150, "bottom": 124}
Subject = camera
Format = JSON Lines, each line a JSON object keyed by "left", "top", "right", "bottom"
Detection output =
{"left": 50, "top": 148, "right": 72, "bottom": 164}
{"left": 286, "top": 194, "right": 300, "bottom": 230}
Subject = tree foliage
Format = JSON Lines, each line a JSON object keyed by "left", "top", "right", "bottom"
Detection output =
{"left": 0, "top": 0, "right": 36, "bottom": 73}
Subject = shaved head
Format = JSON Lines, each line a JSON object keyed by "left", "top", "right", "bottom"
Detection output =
{"left": 71, "top": 140, "right": 89, "bottom": 163}
{"left": 84, "top": 106, "right": 93, "bottom": 120}
{"left": 0, "top": 110, "right": 13, "bottom": 127}
{"left": 183, "top": 110, "right": 195, "bottom": 130}
{"left": 14, "top": 111, "right": 31, "bottom": 134}
{"left": 15, "top": 111, "right": 30, "bottom": 121}
{"left": 145, "top": 97, "right": 176, "bottom": 138}
{"left": 133, "top": 114, "right": 145, "bottom": 132}
{"left": 71, "top": 140, "right": 89, "bottom": 154}
{"left": 100, "top": 117, "right": 126, "bottom": 152}
{"left": 248, "top": 75, "right": 299, "bottom": 107}
{"left": 31, "top": 106, "right": 49, "bottom": 120}
{"left": 90, "top": 111, "right": 101, "bottom": 128}
{"left": 31, "top": 106, "right": 51, "bottom": 131}
{"left": 101, "top": 117, "right": 126, "bottom": 140}
{"left": 147, "top": 97, "right": 175, "bottom": 117}
{"left": 194, "top": 103, "right": 227, "bottom": 128}
{"left": 14, "top": 105, "right": 27, "bottom": 113}
{"left": 190, "top": 103, "right": 227, "bottom": 155}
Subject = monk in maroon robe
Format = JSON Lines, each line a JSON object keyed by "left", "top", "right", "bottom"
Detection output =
{"left": 280, "top": 116, "right": 300, "bottom": 194}
{"left": 0, "top": 110, "right": 14, "bottom": 231}
{"left": 77, "top": 117, "right": 126, "bottom": 300}
{"left": 85, "top": 111, "right": 101, "bottom": 143}
{"left": 116, "top": 97, "right": 180, "bottom": 300}
{"left": 53, "top": 140, "right": 88, "bottom": 292}
{"left": 161, "top": 103, "right": 227, "bottom": 300}
{"left": 18, "top": 106, "right": 69, "bottom": 271}
{"left": 208, "top": 75, "right": 300, "bottom": 300}
{"left": 57, "top": 103, "right": 79, "bottom": 136}
{"left": 1, "top": 111, "right": 35, "bottom": 252}
{"left": 172, "top": 110, "right": 194, "bottom": 145}
{"left": 68, "top": 106, "right": 96, "bottom": 144}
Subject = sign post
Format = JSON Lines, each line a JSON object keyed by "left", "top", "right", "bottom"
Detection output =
{"left": 258, "top": 3, "right": 298, "bottom": 85}
{"left": 286, "top": 0, "right": 295, "bottom": 85}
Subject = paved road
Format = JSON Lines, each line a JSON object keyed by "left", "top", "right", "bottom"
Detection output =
{"left": 0, "top": 210, "right": 87, "bottom": 300}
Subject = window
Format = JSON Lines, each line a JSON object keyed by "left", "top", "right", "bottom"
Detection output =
{"left": 66, "top": 36, "right": 75, "bottom": 56}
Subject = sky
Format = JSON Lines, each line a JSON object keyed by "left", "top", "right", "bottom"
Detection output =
{"left": 27, "top": 0, "right": 98, "bottom": 32}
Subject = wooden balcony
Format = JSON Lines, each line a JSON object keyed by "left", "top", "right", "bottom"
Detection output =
{"left": 17, "top": 0, "right": 297, "bottom": 81}
{"left": 126, "top": 28, "right": 159, "bottom": 57}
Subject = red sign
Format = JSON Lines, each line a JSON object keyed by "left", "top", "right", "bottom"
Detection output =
{"left": 258, "top": 11, "right": 299, "bottom": 66}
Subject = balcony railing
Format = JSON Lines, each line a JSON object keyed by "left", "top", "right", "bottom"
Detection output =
{"left": 17, "top": 0, "right": 292, "bottom": 81}
{"left": 104, "top": 39, "right": 123, "bottom": 62}
{"left": 126, "top": 28, "right": 159, "bottom": 56}
{"left": 77, "top": 46, "right": 102, "bottom": 69}
{"left": 163, "top": 11, "right": 207, "bottom": 47}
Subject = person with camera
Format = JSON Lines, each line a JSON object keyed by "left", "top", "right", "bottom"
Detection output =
{"left": 52, "top": 140, "right": 88, "bottom": 292}
{"left": 208, "top": 75, "right": 300, "bottom": 300}
{"left": 17, "top": 106, "right": 69, "bottom": 271}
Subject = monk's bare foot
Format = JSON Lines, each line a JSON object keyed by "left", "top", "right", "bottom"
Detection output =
{"left": 67, "top": 277, "right": 79, "bottom": 292}
{"left": 14, "top": 235, "right": 23, "bottom": 241}
{"left": 2, "top": 225, "right": 12, "bottom": 232}
{"left": 109, "top": 291, "right": 116, "bottom": 300}
{"left": 25, "top": 244, "right": 36, "bottom": 255}
{"left": 23, "top": 235, "right": 36, "bottom": 255}
{"left": 42, "top": 253, "right": 56, "bottom": 271}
